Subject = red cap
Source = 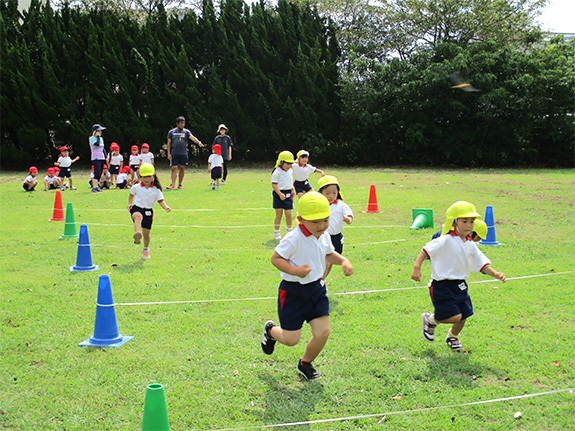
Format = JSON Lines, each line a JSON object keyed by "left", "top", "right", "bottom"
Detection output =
{"left": 121, "top": 166, "right": 131, "bottom": 174}
{"left": 60, "top": 146, "right": 68, "bottom": 153}
{"left": 110, "top": 142, "right": 120, "bottom": 150}
{"left": 29, "top": 166, "right": 38, "bottom": 173}
{"left": 103, "top": 164, "right": 108, "bottom": 169}
{"left": 212, "top": 144, "right": 222, "bottom": 156}
{"left": 91, "top": 165, "right": 94, "bottom": 171}
{"left": 47, "top": 167, "right": 55, "bottom": 174}
{"left": 131, "top": 145, "right": 139, "bottom": 152}
{"left": 142, "top": 143, "right": 149, "bottom": 148}
{"left": 54, "top": 167, "right": 60, "bottom": 171}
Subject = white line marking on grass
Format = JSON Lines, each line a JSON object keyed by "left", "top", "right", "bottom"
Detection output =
{"left": 113, "top": 272, "right": 573, "bottom": 307}
{"left": 84, "top": 207, "right": 274, "bottom": 212}
{"left": 83, "top": 222, "right": 407, "bottom": 229}
{"left": 204, "top": 388, "right": 574, "bottom": 430}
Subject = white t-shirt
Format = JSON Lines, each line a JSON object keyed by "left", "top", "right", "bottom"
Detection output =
{"left": 130, "top": 184, "right": 165, "bottom": 209}
{"left": 116, "top": 172, "right": 128, "bottom": 184}
{"left": 24, "top": 175, "right": 36, "bottom": 183}
{"left": 109, "top": 154, "right": 123, "bottom": 166}
{"left": 129, "top": 154, "right": 140, "bottom": 166}
{"left": 271, "top": 167, "right": 293, "bottom": 191}
{"left": 327, "top": 200, "right": 354, "bottom": 235}
{"left": 292, "top": 163, "right": 316, "bottom": 182}
{"left": 140, "top": 152, "right": 154, "bottom": 164}
{"left": 208, "top": 153, "right": 224, "bottom": 169}
{"left": 45, "top": 175, "right": 56, "bottom": 185}
{"left": 422, "top": 232, "right": 491, "bottom": 281}
{"left": 275, "top": 225, "right": 335, "bottom": 284}
{"left": 57, "top": 156, "right": 72, "bottom": 168}
{"left": 99, "top": 172, "right": 111, "bottom": 183}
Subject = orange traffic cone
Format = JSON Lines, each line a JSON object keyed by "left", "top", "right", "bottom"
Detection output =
{"left": 49, "top": 190, "right": 66, "bottom": 221}
{"left": 364, "top": 185, "right": 381, "bottom": 213}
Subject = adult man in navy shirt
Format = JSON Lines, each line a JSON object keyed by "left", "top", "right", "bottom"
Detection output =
{"left": 167, "top": 116, "right": 204, "bottom": 189}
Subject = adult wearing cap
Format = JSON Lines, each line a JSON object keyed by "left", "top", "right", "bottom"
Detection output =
{"left": 212, "top": 124, "right": 234, "bottom": 184}
{"left": 166, "top": 116, "right": 204, "bottom": 189}
{"left": 89, "top": 124, "right": 106, "bottom": 192}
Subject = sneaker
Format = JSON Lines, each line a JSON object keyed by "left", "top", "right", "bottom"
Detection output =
{"left": 167, "top": 184, "right": 176, "bottom": 189}
{"left": 421, "top": 312, "right": 436, "bottom": 342}
{"left": 91, "top": 187, "right": 99, "bottom": 193}
{"left": 274, "top": 231, "right": 282, "bottom": 240}
{"left": 221, "top": 180, "right": 226, "bottom": 185}
{"left": 446, "top": 336, "right": 463, "bottom": 350}
{"left": 297, "top": 359, "right": 321, "bottom": 380}
{"left": 261, "top": 321, "right": 277, "bottom": 355}
{"left": 70, "top": 186, "right": 77, "bottom": 190}
{"left": 215, "top": 186, "right": 219, "bottom": 190}
{"left": 212, "top": 183, "right": 215, "bottom": 190}
{"left": 61, "top": 186, "right": 66, "bottom": 191}
{"left": 142, "top": 248, "right": 151, "bottom": 260}
{"left": 133, "top": 232, "right": 142, "bottom": 244}
{"left": 177, "top": 185, "right": 184, "bottom": 189}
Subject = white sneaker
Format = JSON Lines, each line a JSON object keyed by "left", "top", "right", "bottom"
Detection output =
{"left": 221, "top": 180, "right": 226, "bottom": 185}
{"left": 273, "top": 232, "right": 282, "bottom": 240}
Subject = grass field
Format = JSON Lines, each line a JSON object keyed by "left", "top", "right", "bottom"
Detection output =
{"left": 1, "top": 167, "right": 574, "bottom": 430}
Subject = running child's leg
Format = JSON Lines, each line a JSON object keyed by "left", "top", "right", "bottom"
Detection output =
{"left": 132, "top": 212, "right": 143, "bottom": 244}
{"left": 269, "top": 326, "right": 301, "bottom": 347}
{"left": 301, "top": 316, "right": 330, "bottom": 363}
{"left": 448, "top": 318, "right": 466, "bottom": 337}
{"left": 142, "top": 228, "right": 151, "bottom": 249}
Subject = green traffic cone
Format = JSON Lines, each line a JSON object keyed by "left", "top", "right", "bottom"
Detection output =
{"left": 410, "top": 209, "right": 434, "bottom": 230}
{"left": 60, "top": 202, "right": 79, "bottom": 238}
{"left": 142, "top": 384, "right": 171, "bottom": 431}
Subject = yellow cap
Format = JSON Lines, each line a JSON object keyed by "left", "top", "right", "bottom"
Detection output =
{"left": 297, "top": 150, "right": 309, "bottom": 158}
{"left": 317, "top": 175, "right": 338, "bottom": 190}
{"left": 139, "top": 163, "right": 155, "bottom": 177}
{"left": 474, "top": 219, "right": 488, "bottom": 239}
{"left": 275, "top": 151, "right": 295, "bottom": 167}
{"left": 298, "top": 192, "right": 331, "bottom": 220}
{"left": 441, "top": 201, "right": 481, "bottom": 235}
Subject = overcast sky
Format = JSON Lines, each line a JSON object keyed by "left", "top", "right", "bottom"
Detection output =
{"left": 534, "top": 0, "right": 574, "bottom": 33}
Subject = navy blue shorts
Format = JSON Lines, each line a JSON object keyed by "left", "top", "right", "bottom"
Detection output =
{"left": 294, "top": 180, "right": 312, "bottom": 194}
{"left": 130, "top": 205, "right": 154, "bottom": 230}
{"left": 330, "top": 233, "right": 344, "bottom": 254}
{"left": 130, "top": 164, "right": 140, "bottom": 173}
{"left": 211, "top": 166, "right": 222, "bottom": 180}
{"left": 272, "top": 190, "right": 293, "bottom": 210}
{"left": 117, "top": 181, "right": 127, "bottom": 189}
{"left": 277, "top": 279, "right": 329, "bottom": 331}
{"left": 59, "top": 167, "right": 72, "bottom": 178}
{"left": 429, "top": 279, "right": 474, "bottom": 321}
{"left": 109, "top": 164, "right": 120, "bottom": 175}
{"left": 23, "top": 183, "right": 34, "bottom": 191}
{"left": 171, "top": 154, "right": 188, "bottom": 167}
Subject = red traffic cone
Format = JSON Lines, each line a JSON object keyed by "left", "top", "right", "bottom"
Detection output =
{"left": 364, "top": 185, "right": 381, "bottom": 213}
{"left": 49, "top": 190, "right": 66, "bottom": 221}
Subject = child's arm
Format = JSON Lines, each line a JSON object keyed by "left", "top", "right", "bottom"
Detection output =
{"left": 272, "top": 183, "right": 285, "bottom": 200}
{"left": 482, "top": 266, "right": 506, "bottom": 283}
{"left": 127, "top": 193, "right": 135, "bottom": 210}
{"left": 158, "top": 200, "right": 171, "bottom": 213}
{"left": 44, "top": 178, "right": 48, "bottom": 190}
{"left": 72, "top": 156, "right": 80, "bottom": 163}
{"left": 119, "top": 159, "right": 123, "bottom": 170}
{"left": 411, "top": 252, "right": 427, "bottom": 282}
{"left": 314, "top": 168, "right": 325, "bottom": 176}
{"left": 343, "top": 215, "right": 353, "bottom": 224}
{"left": 271, "top": 251, "right": 311, "bottom": 278}
{"left": 54, "top": 161, "right": 60, "bottom": 166}
{"left": 207, "top": 162, "right": 211, "bottom": 173}
{"left": 326, "top": 252, "right": 353, "bottom": 276}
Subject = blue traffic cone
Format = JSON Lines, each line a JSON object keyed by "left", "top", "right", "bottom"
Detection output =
{"left": 70, "top": 224, "right": 99, "bottom": 272}
{"left": 410, "top": 209, "right": 434, "bottom": 230}
{"left": 479, "top": 205, "right": 500, "bottom": 246}
{"left": 79, "top": 275, "right": 133, "bottom": 348}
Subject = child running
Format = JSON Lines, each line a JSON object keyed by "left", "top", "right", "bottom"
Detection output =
{"left": 128, "top": 163, "right": 171, "bottom": 259}
{"left": 55, "top": 146, "right": 80, "bottom": 190}
{"left": 318, "top": 175, "right": 354, "bottom": 280}
{"left": 107, "top": 143, "right": 123, "bottom": 186}
{"left": 411, "top": 201, "right": 506, "bottom": 351}
{"left": 261, "top": 192, "right": 354, "bottom": 380}
{"left": 23, "top": 166, "right": 38, "bottom": 191}
{"left": 272, "top": 151, "right": 296, "bottom": 240}
{"left": 432, "top": 219, "right": 488, "bottom": 242}
{"left": 292, "top": 150, "right": 324, "bottom": 198}
{"left": 208, "top": 144, "right": 224, "bottom": 190}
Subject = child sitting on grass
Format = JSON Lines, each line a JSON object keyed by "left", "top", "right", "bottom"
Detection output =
{"left": 261, "top": 192, "right": 353, "bottom": 380}
{"left": 44, "top": 168, "right": 62, "bottom": 191}
{"left": 411, "top": 201, "right": 506, "bottom": 351}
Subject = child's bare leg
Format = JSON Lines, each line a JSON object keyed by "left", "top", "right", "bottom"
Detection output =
{"left": 285, "top": 210, "right": 292, "bottom": 230}
{"left": 302, "top": 316, "right": 330, "bottom": 363}
{"left": 270, "top": 327, "right": 301, "bottom": 347}
{"left": 142, "top": 228, "right": 151, "bottom": 248}
{"left": 132, "top": 212, "right": 143, "bottom": 243}
{"left": 435, "top": 313, "right": 466, "bottom": 336}
{"left": 297, "top": 191, "right": 304, "bottom": 199}
{"left": 274, "top": 209, "right": 284, "bottom": 231}
{"left": 322, "top": 262, "right": 333, "bottom": 280}
{"left": 69, "top": 177, "right": 74, "bottom": 187}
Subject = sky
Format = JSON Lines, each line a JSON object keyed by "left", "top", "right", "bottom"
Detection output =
{"left": 536, "top": 0, "right": 575, "bottom": 33}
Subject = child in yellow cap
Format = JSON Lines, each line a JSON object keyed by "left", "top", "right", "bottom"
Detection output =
{"left": 292, "top": 150, "right": 324, "bottom": 198}
{"left": 411, "top": 201, "right": 506, "bottom": 351}
{"left": 128, "top": 163, "right": 171, "bottom": 260}
{"left": 261, "top": 192, "right": 353, "bottom": 380}
{"left": 271, "top": 151, "right": 296, "bottom": 240}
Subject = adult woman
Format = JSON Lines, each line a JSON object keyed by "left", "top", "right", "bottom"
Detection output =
{"left": 90, "top": 124, "right": 106, "bottom": 192}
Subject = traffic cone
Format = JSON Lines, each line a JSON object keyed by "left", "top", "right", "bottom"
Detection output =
{"left": 70, "top": 224, "right": 99, "bottom": 272}
{"left": 479, "top": 205, "right": 500, "bottom": 246}
{"left": 364, "top": 185, "right": 381, "bottom": 213}
{"left": 142, "top": 383, "right": 171, "bottom": 431}
{"left": 410, "top": 209, "right": 434, "bottom": 230}
{"left": 79, "top": 275, "right": 133, "bottom": 348}
{"left": 49, "top": 190, "right": 66, "bottom": 221}
{"left": 60, "top": 203, "right": 79, "bottom": 239}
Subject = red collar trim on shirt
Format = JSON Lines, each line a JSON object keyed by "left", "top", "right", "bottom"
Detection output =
{"left": 140, "top": 183, "right": 153, "bottom": 189}
{"left": 298, "top": 162, "right": 307, "bottom": 167}
{"left": 448, "top": 230, "right": 472, "bottom": 241}
{"left": 331, "top": 199, "right": 338, "bottom": 205}
{"left": 299, "top": 224, "right": 313, "bottom": 237}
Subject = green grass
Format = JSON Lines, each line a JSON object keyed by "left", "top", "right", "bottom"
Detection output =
{"left": 1, "top": 167, "right": 574, "bottom": 430}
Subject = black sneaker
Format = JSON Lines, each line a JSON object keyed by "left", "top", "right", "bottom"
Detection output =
{"left": 297, "top": 359, "right": 321, "bottom": 380}
{"left": 261, "top": 320, "right": 276, "bottom": 355}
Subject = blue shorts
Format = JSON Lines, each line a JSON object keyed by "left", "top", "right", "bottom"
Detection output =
{"left": 277, "top": 279, "right": 329, "bottom": 331}
{"left": 171, "top": 154, "right": 188, "bottom": 167}
{"left": 211, "top": 166, "right": 222, "bottom": 180}
{"left": 272, "top": 190, "right": 293, "bottom": 210}
{"left": 109, "top": 164, "right": 120, "bottom": 175}
{"left": 59, "top": 167, "right": 72, "bottom": 178}
{"left": 130, "top": 164, "right": 140, "bottom": 173}
{"left": 330, "top": 233, "right": 344, "bottom": 254}
{"left": 130, "top": 205, "right": 154, "bottom": 230}
{"left": 294, "top": 180, "right": 312, "bottom": 194}
{"left": 429, "top": 279, "right": 474, "bottom": 321}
